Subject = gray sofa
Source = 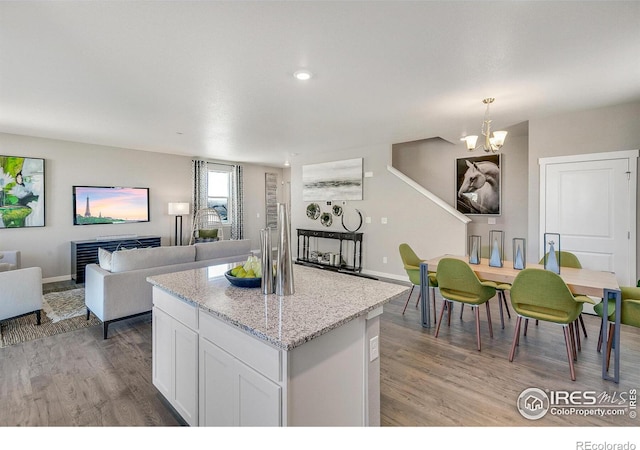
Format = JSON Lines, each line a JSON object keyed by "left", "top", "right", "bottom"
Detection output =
{"left": 85, "top": 239, "right": 252, "bottom": 338}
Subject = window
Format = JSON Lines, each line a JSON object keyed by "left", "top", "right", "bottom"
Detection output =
{"left": 207, "top": 167, "right": 231, "bottom": 222}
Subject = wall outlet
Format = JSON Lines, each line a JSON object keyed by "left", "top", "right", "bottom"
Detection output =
{"left": 381, "top": 217, "right": 387, "bottom": 224}
{"left": 256, "top": 212, "right": 260, "bottom": 218}
{"left": 369, "top": 336, "right": 379, "bottom": 362}
{"left": 383, "top": 256, "right": 387, "bottom": 264}
{"left": 364, "top": 171, "right": 374, "bottom": 178}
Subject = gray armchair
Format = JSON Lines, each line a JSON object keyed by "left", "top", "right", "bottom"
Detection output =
{"left": 0, "top": 266, "right": 43, "bottom": 324}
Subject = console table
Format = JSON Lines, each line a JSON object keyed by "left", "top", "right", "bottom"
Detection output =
{"left": 71, "top": 235, "right": 161, "bottom": 283}
{"left": 296, "top": 229, "right": 363, "bottom": 273}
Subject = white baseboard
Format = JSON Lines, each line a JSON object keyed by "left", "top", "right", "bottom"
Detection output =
{"left": 360, "top": 269, "right": 409, "bottom": 283}
{"left": 43, "top": 274, "right": 73, "bottom": 284}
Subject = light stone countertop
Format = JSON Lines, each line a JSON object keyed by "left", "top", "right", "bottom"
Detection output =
{"left": 147, "top": 262, "right": 409, "bottom": 351}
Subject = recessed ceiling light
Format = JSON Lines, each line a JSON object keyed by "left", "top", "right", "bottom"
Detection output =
{"left": 293, "top": 70, "right": 312, "bottom": 81}
{"left": 284, "top": 160, "right": 291, "bottom": 167}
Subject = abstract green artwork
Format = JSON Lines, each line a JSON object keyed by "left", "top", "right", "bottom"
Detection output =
{"left": 0, "top": 155, "right": 45, "bottom": 228}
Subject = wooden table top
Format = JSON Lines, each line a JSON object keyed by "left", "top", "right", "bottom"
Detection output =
{"left": 423, "top": 254, "right": 620, "bottom": 298}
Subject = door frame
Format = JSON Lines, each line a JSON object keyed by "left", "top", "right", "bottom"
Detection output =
{"left": 539, "top": 150, "right": 638, "bottom": 286}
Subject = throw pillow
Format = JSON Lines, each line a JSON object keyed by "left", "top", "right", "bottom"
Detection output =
{"left": 198, "top": 229, "right": 218, "bottom": 239}
{"left": 98, "top": 247, "right": 112, "bottom": 271}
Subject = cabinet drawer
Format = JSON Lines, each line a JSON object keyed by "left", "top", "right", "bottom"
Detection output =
{"left": 153, "top": 287, "right": 198, "bottom": 330}
{"left": 199, "top": 309, "right": 281, "bottom": 382}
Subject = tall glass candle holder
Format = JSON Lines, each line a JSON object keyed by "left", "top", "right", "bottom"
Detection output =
{"left": 544, "top": 232, "right": 561, "bottom": 274}
{"left": 488, "top": 230, "right": 504, "bottom": 268}
{"left": 468, "top": 235, "right": 481, "bottom": 265}
{"left": 513, "top": 238, "right": 526, "bottom": 270}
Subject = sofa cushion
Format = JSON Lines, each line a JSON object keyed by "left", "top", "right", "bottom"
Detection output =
{"left": 198, "top": 229, "right": 218, "bottom": 239}
{"left": 98, "top": 247, "right": 113, "bottom": 271}
{"left": 0, "top": 263, "right": 16, "bottom": 272}
{"left": 111, "top": 245, "right": 196, "bottom": 273}
{"left": 195, "top": 239, "right": 251, "bottom": 262}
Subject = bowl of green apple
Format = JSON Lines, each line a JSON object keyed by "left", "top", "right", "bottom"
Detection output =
{"left": 225, "top": 256, "right": 262, "bottom": 288}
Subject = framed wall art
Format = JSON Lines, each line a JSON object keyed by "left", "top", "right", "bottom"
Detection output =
{"left": 455, "top": 154, "right": 501, "bottom": 216}
{"left": 302, "top": 158, "right": 363, "bottom": 201}
{"left": 0, "top": 155, "right": 45, "bottom": 228}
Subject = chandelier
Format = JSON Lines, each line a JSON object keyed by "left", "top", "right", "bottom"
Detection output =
{"left": 461, "top": 98, "right": 508, "bottom": 153}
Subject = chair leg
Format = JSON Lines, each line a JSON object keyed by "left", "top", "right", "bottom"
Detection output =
{"left": 578, "top": 313, "right": 588, "bottom": 338}
{"left": 502, "top": 290, "right": 511, "bottom": 318}
{"left": 569, "top": 322, "right": 578, "bottom": 361}
{"left": 459, "top": 303, "right": 465, "bottom": 319}
{"left": 524, "top": 318, "right": 529, "bottom": 336}
{"left": 35, "top": 310, "right": 41, "bottom": 326}
{"left": 509, "top": 316, "right": 523, "bottom": 362}
{"left": 497, "top": 293, "right": 505, "bottom": 330}
{"left": 474, "top": 306, "right": 482, "bottom": 351}
{"left": 431, "top": 287, "right": 437, "bottom": 324}
{"left": 563, "top": 325, "right": 577, "bottom": 381}
{"left": 606, "top": 323, "right": 615, "bottom": 372}
{"left": 597, "top": 320, "right": 604, "bottom": 352}
{"left": 574, "top": 318, "right": 582, "bottom": 352}
{"left": 402, "top": 285, "right": 415, "bottom": 315}
{"left": 434, "top": 300, "right": 448, "bottom": 338}
{"left": 485, "top": 301, "right": 493, "bottom": 338}
{"left": 447, "top": 301, "right": 453, "bottom": 327}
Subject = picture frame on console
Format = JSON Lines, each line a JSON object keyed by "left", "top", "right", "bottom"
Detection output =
{"left": 0, "top": 154, "right": 45, "bottom": 228}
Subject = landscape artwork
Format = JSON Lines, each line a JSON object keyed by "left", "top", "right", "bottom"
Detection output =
{"left": 456, "top": 154, "right": 501, "bottom": 215}
{"left": 302, "top": 158, "right": 363, "bottom": 201}
{"left": 0, "top": 155, "right": 45, "bottom": 228}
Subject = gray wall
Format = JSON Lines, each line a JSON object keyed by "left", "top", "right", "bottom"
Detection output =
{"left": 392, "top": 121, "right": 529, "bottom": 262}
{"left": 291, "top": 143, "right": 468, "bottom": 280}
{"left": 528, "top": 100, "right": 640, "bottom": 276}
{"left": 0, "top": 132, "right": 283, "bottom": 281}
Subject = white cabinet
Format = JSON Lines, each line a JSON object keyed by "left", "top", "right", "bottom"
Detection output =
{"left": 152, "top": 305, "right": 199, "bottom": 426}
{"left": 151, "top": 285, "right": 382, "bottom": 426}
{"left": 199, "top": 336, "right": 281, "bottom": 426}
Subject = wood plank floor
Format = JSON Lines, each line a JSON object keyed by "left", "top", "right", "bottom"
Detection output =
{"left": 381, "top": 287, "right": 640, "bottom": 426}
{"left": 1, "top": 283, "right": 638, "bottom": 427}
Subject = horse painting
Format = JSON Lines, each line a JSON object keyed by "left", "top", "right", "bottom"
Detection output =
{"left": 456, "top": 158, "right": 500, "bottom": 214}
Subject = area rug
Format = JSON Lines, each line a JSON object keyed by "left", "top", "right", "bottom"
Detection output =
{"left": 0, "top": 288, "right": 101, "bottom": 348}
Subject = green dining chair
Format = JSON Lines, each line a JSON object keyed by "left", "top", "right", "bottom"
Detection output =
{"left": 508, "top": 268, "right": 595, "bottom": 381}
{"left": 398, "top": 243, "right": 437, "bottom": 321}
{"left": 534, "top": 251, "right": 588, "bottom": 345}
{"left": 594, "top": 286, "right": 640, "bottom": 371}
{"left": 435, "top": 258, "right": 496, "bottom": 351}
{"left": 458, "top": 245, "right": 511, "bottom": 329}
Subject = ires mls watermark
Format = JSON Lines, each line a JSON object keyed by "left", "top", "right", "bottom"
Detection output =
{"left": 517, "top": 387, "right": 637, "bottom": 420}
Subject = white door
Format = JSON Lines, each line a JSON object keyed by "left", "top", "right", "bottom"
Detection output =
{"left": 540, "top": 151, "right": 637, "bottom": 290}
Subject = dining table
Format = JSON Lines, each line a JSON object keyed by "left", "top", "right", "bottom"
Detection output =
{"left": 419, "top": 254, "right": 622, "bottom": 383}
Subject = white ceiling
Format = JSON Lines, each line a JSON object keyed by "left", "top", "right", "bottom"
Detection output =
{"left": 1, "top": 1, "right": 639, "bottom": 167}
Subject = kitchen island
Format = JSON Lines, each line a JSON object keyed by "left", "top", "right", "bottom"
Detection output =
{"left": 147, "top": 262, "right": 408, "bottom": 427}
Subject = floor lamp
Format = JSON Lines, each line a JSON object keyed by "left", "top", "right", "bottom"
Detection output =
{"left": 168, "top": 202, "right": 190, "bottom": 246}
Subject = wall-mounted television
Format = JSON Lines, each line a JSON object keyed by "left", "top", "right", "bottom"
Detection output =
{"left": 73, "top": 186, "right": 150, "bottom": 225}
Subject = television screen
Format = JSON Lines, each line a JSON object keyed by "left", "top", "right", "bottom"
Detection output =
{"left": 73, "top": 186, "right": 150, "bottom": 225}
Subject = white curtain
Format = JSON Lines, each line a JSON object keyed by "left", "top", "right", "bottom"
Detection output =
{"left": 192, "top": 159, "right": 243, "bottom": 240}
{"left": 191, "top": 159, "right": 208, "bottom": 223}
{"left": 230, "top": 165, "right": 243, "bottom": 240}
